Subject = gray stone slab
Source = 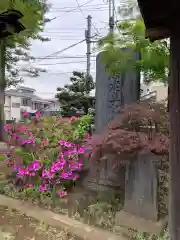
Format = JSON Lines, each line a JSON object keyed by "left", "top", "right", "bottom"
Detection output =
{"left": 95, "top": 49, "right": 140, "bottom": 133}
{"left": 124, "top": 152, "right": 158, "bottom": 221}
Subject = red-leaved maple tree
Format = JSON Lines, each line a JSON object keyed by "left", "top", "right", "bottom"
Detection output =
{"left": 86, "top": 103, "right": 169, "bottom": 163}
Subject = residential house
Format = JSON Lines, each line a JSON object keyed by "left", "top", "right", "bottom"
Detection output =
{"left": 141, "top": 82, "right": 168, "bottom": 102}
{"left": 4, "top": 86, "right": 61, "bottom": 121}
{"left": 41, "top": 98, "right": 61, "bottom": 116}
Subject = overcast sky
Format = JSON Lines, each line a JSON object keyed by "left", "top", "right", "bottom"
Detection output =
{"left": 20, "top": 0, "right": 115, "bottom": 98}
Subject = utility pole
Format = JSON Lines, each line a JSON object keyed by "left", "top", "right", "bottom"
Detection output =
{"left": 85, "top": 15, "right": 92, "bottom": 78}
{"left": 109, "top": 0, "right": 115, "bottom": 33}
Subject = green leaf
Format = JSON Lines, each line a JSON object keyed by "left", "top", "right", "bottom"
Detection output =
{"left": 36, "top": 138, "right": 41, "bottom": 143}
{"left": 14, "top": 147, "right": 23, "bottom": 154}
{"left": 0, "top": 155, "right": 6, "bottom": 161}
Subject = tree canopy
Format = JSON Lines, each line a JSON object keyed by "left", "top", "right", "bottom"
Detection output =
{"left": 98, "top": 2, "right": 169, "bottom": 84}
{"left": 1, "top": 0, "right": 50, "bottom": 87}
{"left": 56, "top": 71, "right": 95, "bottom": 117}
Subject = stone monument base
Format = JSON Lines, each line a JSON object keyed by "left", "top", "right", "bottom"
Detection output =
{"left": 114, "top": 210, "right": 167, "bottom": 235}
{"left": 0, "top": 141, "right": 8, "bottom": 151}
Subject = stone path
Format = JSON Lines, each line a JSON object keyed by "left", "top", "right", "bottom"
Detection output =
{"left": 0, "top": 194, "right": 126, "bottom": 240}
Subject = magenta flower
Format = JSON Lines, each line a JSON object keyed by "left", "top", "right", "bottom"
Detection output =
{"left": 60, "top": 171, "right": 72, "bottom": 179}
{"left": 24, "top": 184, "right": 34, "bottom": 189}
{"left": 38, "top": 185, "right": 48, "bottom": 192}
{"left": 17, "top": 168, "right": 29, "bottom": 177}
{"left": 78, "top": 147, "right": 85, "bottom": 154}
{"left": 57, "top": 190, "right": 67, "bottom": 198}
{"left": 23, "top": 112, "right": 29, "bottom": 117}
{"left": 31, "top": 160, "right": 41, "bottom": 170}
{"left": 64, "top": 142, "right": 73, "bottom": 148}
{"left": 7, "top": 160, "right": 13, "bottom": 167}
{"left": 43, "top": 139, "right": 49, "bottom": 146}
{"left": 42, "top": 169, "right": 54, "bottom": 179}
{"left": 36, "top": 111, "right": 41, "bottom": 118}
{"left": 59, "top": 140, "right": 66, "bottom": 146}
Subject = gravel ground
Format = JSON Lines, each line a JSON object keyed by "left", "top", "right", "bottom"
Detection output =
{"left": 0, "top": 206, "right": 75, "bottom": 240}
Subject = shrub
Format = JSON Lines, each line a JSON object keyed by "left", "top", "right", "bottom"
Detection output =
{"left": 85, "top": 103, "right": 169, "bottom": 164}
{"left": 3, "top": 114, "right": 92, "bottom": 199}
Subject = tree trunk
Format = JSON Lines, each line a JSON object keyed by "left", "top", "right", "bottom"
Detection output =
{"left": 169, "top": 30, "right": 180, "bottom": 240}
{"left": 0, "top": 40, "right": 5, "bottom": 142}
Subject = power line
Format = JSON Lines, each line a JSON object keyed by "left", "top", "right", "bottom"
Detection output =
{"left": 75, "top": 0, "right": 100, "bottom": 35}
{"left": 51, "top": 4, "right": 111, "bottom": 9}
{"left": 50, "top": 8, "right": 109, "bottom": 13}
{"left": 28, "top": 55, "right": 96, "bottom": 60}
{"left": 37, "top": 61, "right": 88, "bottom": 65}
{"left": 34, "top": 39, "right": 87, "bottom": 61}
{"left": 47, "top": 0, "right": 95, "bottom": 21}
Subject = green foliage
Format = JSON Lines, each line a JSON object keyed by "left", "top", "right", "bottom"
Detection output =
{"left": 56, "top": 71, "right": 95, "bottom": 115}
{"left": 130, "top": 230, "right": 169, "bottom": 240}
{"left": 73, "top": 114, "right": 93, "bottom": 139}
{"left": 1, "top": 0, "right": 50, "bottom": 86}
{"left": 0, "top": 155, "right": 6, "bottom": 161}
{"left": 29, "top": 116, "right": 75, "bottom": 148}
{"left": 98, "top": 17, "right": 169, "bottom": 84}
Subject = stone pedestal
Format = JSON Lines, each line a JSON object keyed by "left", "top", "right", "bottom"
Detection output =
{"left": 114, "top": 152, "right": 166, "bottom": 234}
{"left": 124, "top": 152, "right": 158, "bottom": 221}
{"left": 0, "top": 141, "right": 8, "bottom": 152}
{"left": 83, "top": 154, "right": 125, "bottom": 197}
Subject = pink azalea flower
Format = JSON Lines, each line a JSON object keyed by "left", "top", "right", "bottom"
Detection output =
{"left": 57, "top": 190, "right": 67, "bottom": 198}
{"left": 64, "top": 142, "right": 73, "bottom": 148}
{"left": 24, "top": 184, "right": 34, "bottom": 189}
{"left": 84, "top": 132, "right": 89, "bottom": 138}
{"left": 78, "top": 147, "right": 85, "bottom": 154}
{"left": 23, "top": 112, "right": 28, "bottom": 117}
{"left": 72, "top": 174, "right": 80, "bottom": 181}
{"left": 36, "top": 111, "right": 41, "bottom": 118}
{"left": 43, "top": 139, "right": 49, "bottom": 146}
{"left": 38, "top": 185, "right": 48, "bottom": 192}
{"left": 59, "top": 140, "right": 66, "bottom": 146}
{"left": 7, "top": 160, "right": 13, "bottom": 167}
{"left": 70, "top": 116, "right": 77, "bottom": 121}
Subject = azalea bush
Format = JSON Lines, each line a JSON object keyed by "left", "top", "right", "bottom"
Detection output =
{"left": 3, "top": 113, "right": 92, "bottom": 199}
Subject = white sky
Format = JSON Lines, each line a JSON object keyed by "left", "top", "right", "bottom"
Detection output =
{"left": 19, "top": 0, "right": 115, "bottom": 98}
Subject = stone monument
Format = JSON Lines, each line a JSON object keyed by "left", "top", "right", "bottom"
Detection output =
{"left": 83, "top": 49, "right": 141, "bottom": 194}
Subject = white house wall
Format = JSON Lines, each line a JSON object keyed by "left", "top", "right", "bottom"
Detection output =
{"left": 4, "top": 96, "right": 11, "bottom": 120}
{"left": 48, "top": 101, "right": 61, "bottom": 111}
{"left": 10, "top": 96, "right": 21, "bottom": 121}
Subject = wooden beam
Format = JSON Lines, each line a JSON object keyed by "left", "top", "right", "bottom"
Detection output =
{"left": 146, "top": 28, "right": 170, "bottom": 41}
{"left": 169, "top": 28, "right": 180, "bottom": 239}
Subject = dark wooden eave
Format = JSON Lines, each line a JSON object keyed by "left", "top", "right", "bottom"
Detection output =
{"left": 137, "top": 0, "right": 180, "bottom": 41}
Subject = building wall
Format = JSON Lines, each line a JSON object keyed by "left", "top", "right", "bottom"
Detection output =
{"left": 4, "top": 95, "right": 22, "bottom": 121}
{"left": 150, "top": 85, "right": 168, "bottom": 102}
{"left": 10, "top": 96, "right": 21, "bottom": 121}
{"left": 4, "top": 90, "right": 61, "bottom": 121}
{"left": 48, "top": 101, "right": 61, "bottom": 111}
{"left": 4, "top": 96, "right": 11, "bottom": 120}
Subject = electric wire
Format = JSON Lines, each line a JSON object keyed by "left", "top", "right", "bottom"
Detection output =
{"left": 46, "top": 0, "right": 95, "bottom": 21}
{"left": 75, "top": 0, "right": 100, "bottom": 35}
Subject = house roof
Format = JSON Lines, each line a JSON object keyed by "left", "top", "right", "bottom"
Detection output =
{"left": 44, "top": 98, "right": 59, "bottom": 102}
{"left": 17, "top": 86, "right": 36, "bottom": 92}
{"left": 5, "top": 90, "right": 50, "bottom": 103}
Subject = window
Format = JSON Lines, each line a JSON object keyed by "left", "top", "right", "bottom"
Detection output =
{"left": 22, "top": 99, "right": 28, "bottom": 106}
{"left": 35, "top": 103, "right": 38, "bottom": 109}
{"left": 12, "top": 102, "right": 20, "bottom": 108}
